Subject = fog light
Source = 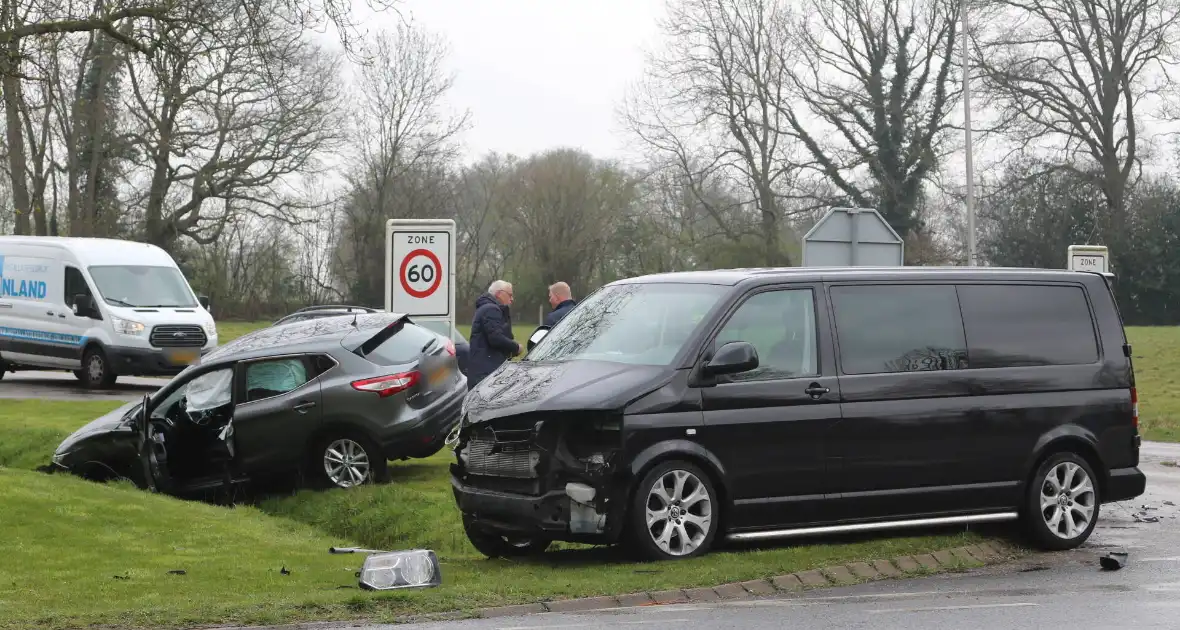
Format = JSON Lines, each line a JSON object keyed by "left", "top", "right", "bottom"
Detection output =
{"left": 330, "top": 547, "right": 442, "bottom": 590}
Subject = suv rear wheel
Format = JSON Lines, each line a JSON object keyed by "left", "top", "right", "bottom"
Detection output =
{"left": 627, "top": 460, "right": 719, "bottom": 561}
{"left": 310, "top": 431, "right": 388, "bottom": 489}
{"left": 1025, "top": 451, "right": 1100, "bottom": 550}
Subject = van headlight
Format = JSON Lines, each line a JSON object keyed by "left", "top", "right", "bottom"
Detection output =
{"left": 202, "top": 321, "right": 217, "bottom": 338}
{"left": 111, "top": 316, "right": 145, "bottom": 336}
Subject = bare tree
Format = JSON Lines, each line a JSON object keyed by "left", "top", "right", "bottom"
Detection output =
{"left": 623, "top": 0, "right": 804, "bottom": 265}
{"left": 453, "top": 152, "right": 517, "bottom": 300}
{"left": 122, "top": 0, "right": 344, "bottom": 251}
{"left": 781, "top": 0, "right": 961, "bottom": 238}
{"left": 973, "top": 0, "right": 1180, "bottom": 229}
{"left": 333, "top": 22, "right": 469, "bottom": 305}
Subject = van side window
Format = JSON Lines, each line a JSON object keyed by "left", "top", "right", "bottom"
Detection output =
{"left": 958, "top": 284, "right": 1099, "bottom": 368}
{"left": 64, "top": 267, "right": 92, "bottom": 305}
{"left": 830, "top": 284, "right": 968, "bottom": 375}
{"left": 713, "top": 289, "right": 818, "bottom": 381}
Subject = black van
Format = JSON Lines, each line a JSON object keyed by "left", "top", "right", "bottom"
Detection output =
{"left": 450, "top": 267, "right": 1145, "bottom": 561}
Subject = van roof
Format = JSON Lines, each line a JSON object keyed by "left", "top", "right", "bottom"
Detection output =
{"left": 0, "top": 236, "right": 175, "bottom": 268}
{"left": 612, "top": 266, "right": 1105, "bottom": 286}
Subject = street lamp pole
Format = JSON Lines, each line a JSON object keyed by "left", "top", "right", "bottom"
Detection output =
{"left": 963, "top": 0, "right": 976, "bottom": 266}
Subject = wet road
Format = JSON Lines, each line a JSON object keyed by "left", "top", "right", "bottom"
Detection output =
{"left": 361, "top": 441, "right": 1180, "bottom": 630}
{"left": 0, "top": 370, "right": 164, "bottom": 400}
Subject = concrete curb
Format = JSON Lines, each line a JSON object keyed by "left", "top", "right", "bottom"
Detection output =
{"left": 476, "top": 539, "right": 1026, "bottom": 620}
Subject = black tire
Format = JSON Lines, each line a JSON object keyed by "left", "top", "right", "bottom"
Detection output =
{"left": 79, "top": 347, "right": 117, "bottom": 389}
{"left": 462, "top": 515, "right": 551, "bottom": 558}
{"left": 1025, "top": 451, "right": 1101, "bottom": 551}
{"left": 627, "top": 460, "right": 720, "bottom": 561}
{"left": 308, "top": 430, "right": 388, "bottom": 489}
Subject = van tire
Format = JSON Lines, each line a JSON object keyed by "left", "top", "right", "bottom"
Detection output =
{"left": 462, "top": 516, "right": 551, "bottom": 558}
{"left": 626, "top": 459, "right": 720, "bottom": 561}
{"left": 1025, "top": 451, "right": 1101, "bottom": 551}
{"left": 79, "top": 347, "right": 117, "bottom": 389}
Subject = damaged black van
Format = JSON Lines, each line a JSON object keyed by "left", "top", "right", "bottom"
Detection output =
{"left": 450, "top": 267, "right": 1146, "bottom": 561}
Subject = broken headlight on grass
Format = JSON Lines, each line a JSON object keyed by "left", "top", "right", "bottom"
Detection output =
{"left": 330, "top": 547, "right": 442, "bottom": 590}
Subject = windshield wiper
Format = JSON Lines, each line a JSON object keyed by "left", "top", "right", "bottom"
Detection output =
{"left": 104, "top": 298, "right": 136, "bottom": 307}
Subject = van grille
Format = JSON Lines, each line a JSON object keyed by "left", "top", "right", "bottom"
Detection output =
{"left": 149, "top": 325, "right": 207, "bottom": 348}
{"left": 462, "top": 439, "right": 539, "bottom": 478}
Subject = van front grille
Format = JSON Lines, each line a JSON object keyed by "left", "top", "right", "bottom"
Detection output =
{"left": 150, "top": 325, "right": 207, "bottom": 348}
{"left": 462, "top": 439, "right": 540, "bottom": 478}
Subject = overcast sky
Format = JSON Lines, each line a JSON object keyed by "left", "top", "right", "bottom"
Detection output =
{"left": 349, "top": 0, "right": 668, "bottom": 162}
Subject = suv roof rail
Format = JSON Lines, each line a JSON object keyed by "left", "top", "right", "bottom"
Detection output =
{"left": 291, "top": 304, "right": 379, "bottom": 314}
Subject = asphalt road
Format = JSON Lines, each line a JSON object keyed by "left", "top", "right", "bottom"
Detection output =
{"left": 357, "top": 441, "right": 1180, "bottom": 630}
{"left": 0, "top": 370, "right": 165, "bottom": 400}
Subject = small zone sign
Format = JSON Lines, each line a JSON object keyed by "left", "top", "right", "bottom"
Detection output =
{"left": 385, "top": 219, "right": 455, "bottom": 319}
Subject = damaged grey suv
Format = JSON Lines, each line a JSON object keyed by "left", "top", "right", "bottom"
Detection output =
{"left": 451, "top": 267, "right": 1145, "bottom": 561}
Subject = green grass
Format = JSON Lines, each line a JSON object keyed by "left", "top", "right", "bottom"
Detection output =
{"left": 1126, "top": 327, "right": 1180, "bottom": 442}
{"left": 1, "top": 399, "right": 985, "bottom": 629}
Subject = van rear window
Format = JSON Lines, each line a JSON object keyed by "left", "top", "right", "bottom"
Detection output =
{"left": 361, "top": 322, "right": 441, "bottom": 366}
{"left": 958, "top": 284, "right": 1099, "bottom": 368}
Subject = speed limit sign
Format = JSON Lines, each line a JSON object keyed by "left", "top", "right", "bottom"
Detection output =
{"left": 386, "top": 219, "right": 455, "bottom": 318}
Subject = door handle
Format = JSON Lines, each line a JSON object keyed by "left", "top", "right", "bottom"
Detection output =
{"left": 46, "top": 310, "right": 55, "bottom": 316}
{"left": 805, "top": 383, "right": 830, "bottom": 398}
{"left": 293, "top": 401, "right": 317, "bottom": 413}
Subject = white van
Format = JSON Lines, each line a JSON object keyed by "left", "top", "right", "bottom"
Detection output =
{"left": 0, "top": 236, "right": 218, "bottom": 388}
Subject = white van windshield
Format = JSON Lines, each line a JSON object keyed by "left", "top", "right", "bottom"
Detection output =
{"left": 88, "top": 265, "right": 198, "bottom": 308}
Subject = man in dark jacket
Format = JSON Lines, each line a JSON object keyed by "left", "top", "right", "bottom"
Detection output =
{"left": 467, "top": 280, "right": 520, "bottom": 389}
{"left": 543, "top": 281, "right": 576, "bottom": 327}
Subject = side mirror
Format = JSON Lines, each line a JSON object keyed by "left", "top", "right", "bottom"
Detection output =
{"left": 526, "top": 325, "right": 551, "bottom": 352}
{"left": 198, "top": 295, "right": 211, "bottom": 311}
{"left": 703, "top": 341, "right": 759, "bottom": 377}
{"left": 73, "top": 294, "right": 96, "bottom": 318}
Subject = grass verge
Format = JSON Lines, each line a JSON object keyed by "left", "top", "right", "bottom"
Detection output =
{"left": 2, "top": 399, "right": 986, "bottom": 629}
{"left": 1126, "top": 327, "right": 1180, "bottom": 442}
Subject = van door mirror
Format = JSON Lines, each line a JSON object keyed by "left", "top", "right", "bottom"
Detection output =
{"left": 198, "top": 295, "right": 212, "bottom": 311}
{"left": 73, "top": 294, "right": 97, "bottom": 318}
{"left": 526, "top": 326, "right": 551, "bottom": 352}
{"left": 703, "top": 341, "right": 759, "bottom": 376}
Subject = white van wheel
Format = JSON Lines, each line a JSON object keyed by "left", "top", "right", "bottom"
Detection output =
{"left": 80, "top": 348, "right": 117, "bottom": 389}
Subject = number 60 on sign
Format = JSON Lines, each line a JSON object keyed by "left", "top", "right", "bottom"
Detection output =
{"left": 386, "top": 220, "right": 455, "bottom": 317}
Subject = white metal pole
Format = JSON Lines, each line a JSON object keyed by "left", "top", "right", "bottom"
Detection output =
{"left": 963, "top": 0, "right": 976, "bottom": 266}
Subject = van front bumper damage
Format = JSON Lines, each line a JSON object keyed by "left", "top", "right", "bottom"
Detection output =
{"left": 450, "top": 414, "right": 627, "bottom": 544}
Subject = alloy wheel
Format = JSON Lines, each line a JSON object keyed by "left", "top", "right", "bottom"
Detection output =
{"left": 323, "top": 438, "right": 371, "bottom": 488}
{"left": 1040, "top": 461, "right": 1097, "bottom": 539}
{"left": 644, "top": 469, "right": 713, "bottom": 556}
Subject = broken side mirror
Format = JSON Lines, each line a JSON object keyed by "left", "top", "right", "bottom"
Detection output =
{"left": 526, "top": 325, "right": 550, "bottom": 352}
{"left": 703, "top": 341, "right": 759, "bottom": 376}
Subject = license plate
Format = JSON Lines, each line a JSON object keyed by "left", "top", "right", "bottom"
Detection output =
{"left": 428, "top": 365, "right": 451, "bottom": 386}
{"left": 165, "top": 348, "right": 199, "bottom": 365}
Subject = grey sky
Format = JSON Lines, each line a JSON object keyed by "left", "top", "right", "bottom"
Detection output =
{"left": 355, "top": 0, "right": 667, "bottom": 161}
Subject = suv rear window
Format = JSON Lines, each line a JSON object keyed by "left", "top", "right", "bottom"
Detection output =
{"left": 958, "top": 284, "right": 1098, "bottom": 368}
{"left": 361, "top": 322, "right": 441, "bottom": 366}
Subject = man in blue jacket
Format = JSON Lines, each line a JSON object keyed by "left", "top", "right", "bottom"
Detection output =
{"left": 467, "top": 280, "right": 521, "bottom": 389}
{"left": 543, "top": 281, "right": 577, "bottom": 327}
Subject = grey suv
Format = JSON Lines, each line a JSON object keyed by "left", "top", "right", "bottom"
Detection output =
{"left": 52, "top": 312, "right": 466, "bottom": 493}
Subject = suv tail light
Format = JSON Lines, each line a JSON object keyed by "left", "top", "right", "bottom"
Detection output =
{"left": 352, "top": 371, "right": 420, "bottom": 397}
{"left": 1131, "top": 387, "right": 1139, "bottom": 429}
{"left": 444, "top": 339, "right": 456, "bottom": 356}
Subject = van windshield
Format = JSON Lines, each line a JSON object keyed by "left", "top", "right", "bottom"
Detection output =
{"left": 88, "top": 266, "right": 198, "bottom": 308}
{"left": 525, "top": 282, "right": 726, "bottom": 366}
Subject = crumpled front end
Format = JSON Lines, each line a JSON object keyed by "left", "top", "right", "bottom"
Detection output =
{"left": 450, "top": 411, "right": 627, "bottom": 543}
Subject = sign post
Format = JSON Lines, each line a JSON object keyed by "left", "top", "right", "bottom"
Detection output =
{"left": 1067, "top": 245, "right": 1109, "bottom": 274}
{"left": 385, "top": 219, "right": 456, "bottom": 341}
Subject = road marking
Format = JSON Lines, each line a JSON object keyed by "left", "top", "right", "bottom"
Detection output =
{"left": 498, "top": 619, "right": 691, "bottom": 630}
{"left": 868, "top": 602, "right": 1038, "bottom": 614}
{"left": 1140, "top": 557, "right": 1180, "bottom": 562}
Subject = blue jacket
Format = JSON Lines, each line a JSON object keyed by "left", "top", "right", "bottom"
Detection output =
{"left": 543, "top": 299, "right": 577, "bottom": 327}
{"left": 468, "top": 293, "right": 518, "bottom": 387}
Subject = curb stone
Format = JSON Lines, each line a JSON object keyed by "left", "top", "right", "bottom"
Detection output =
{"left": 474, "top": 538, "right": 1027, "bottom": 620}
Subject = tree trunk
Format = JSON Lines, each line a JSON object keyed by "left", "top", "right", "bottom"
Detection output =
{"left": 3, "top": 40, "right": 31, "bottom": 236}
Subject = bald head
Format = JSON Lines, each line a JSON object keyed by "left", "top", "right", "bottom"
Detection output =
{"left": 548, "top": 281, "right": 572, "bottom": 308}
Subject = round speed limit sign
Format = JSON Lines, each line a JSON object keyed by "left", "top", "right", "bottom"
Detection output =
{"left": 399, "top": 248, "right": 443, "bottom": 298}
